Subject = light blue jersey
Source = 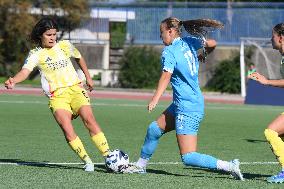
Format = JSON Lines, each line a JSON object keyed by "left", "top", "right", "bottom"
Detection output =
{"left": 161, "top": 36, "right": 204, "bottom": 115}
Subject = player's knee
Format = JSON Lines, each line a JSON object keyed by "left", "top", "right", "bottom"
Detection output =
{"left": 264, "top": 129, "right": 278, "bottom": 142}
{"left": 146, "top": 121, "right": 164, "bottom": 140}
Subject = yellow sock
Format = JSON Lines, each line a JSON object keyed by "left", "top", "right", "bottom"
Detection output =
{"left": 264, "top": 129, "right": 284, "bottom": 167}
{"left": 68, "top": 136, "right": 92, "bottom": 164}
{"left": 91, "top": 132, "right": 110, "bottom": 156}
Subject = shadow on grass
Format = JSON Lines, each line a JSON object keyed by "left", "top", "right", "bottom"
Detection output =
{"left": 244, "top": 139, "right": 266, "bottom": 143}
{"left": 242, "top": 172, "right": 271, "bottom": 181}
{"left": 185, "top": 167, "right": 272, "bottom": 181}
{"left": 184, "top": 167, "right": 229, "bottom": 179}
{"left": 0, "top": 159, "right": 82, "bottom": 170}
{"left": 145, "top": 168, "right": 188, "bottom": 176}
{"left": 0, "top": 159, "right": 118, "bottom": 173}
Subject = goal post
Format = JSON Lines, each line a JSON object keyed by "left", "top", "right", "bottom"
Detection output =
{"left": 239, "top": 37, "right": 279, "bottom": 97}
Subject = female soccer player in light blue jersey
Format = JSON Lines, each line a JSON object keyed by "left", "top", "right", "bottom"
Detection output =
{"left": 123, "top": 17, "right": 244, "bottom": 180}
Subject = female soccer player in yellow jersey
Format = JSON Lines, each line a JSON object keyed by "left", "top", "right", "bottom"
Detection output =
{"left": 4, "top": 17, "right": 110, "bottom": 172}
{"left": 249, "top": 23, "right": 284, "bottom": 183}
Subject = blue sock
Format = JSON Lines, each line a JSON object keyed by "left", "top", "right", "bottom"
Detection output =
{"left": 181, "top": 152, "right": 217, "bottom": 169}
{"left": 140, "top": 121, "right": 164, "bottom": 160}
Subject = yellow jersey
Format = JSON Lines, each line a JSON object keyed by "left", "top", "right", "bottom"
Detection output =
{"left": 23, "top": 40, "right": 82, "bottom": 97}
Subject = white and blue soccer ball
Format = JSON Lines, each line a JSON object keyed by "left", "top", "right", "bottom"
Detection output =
{"left": 105, "top": 149, "right": 129, "bottom": 173}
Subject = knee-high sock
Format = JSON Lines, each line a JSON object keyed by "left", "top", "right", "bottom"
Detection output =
{"left": 69, "top": 136, "right": 92, "bottom": 164}
{"left": 140, "top": 121, "right": 164, "bottom": 160}
{"left": 264, "top": 129, "right": 284, "bottom": 168}
{"left": 91, "top": 132, "right": 110, "bottom": 157}
{"left": 181, "top": 152, "right": 217, "bottom": 169}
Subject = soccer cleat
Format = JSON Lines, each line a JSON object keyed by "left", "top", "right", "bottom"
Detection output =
{"left": 267, "top": 171, "right": 284, "bottom": 183}
{"left": 83, "top": 163, "right": 94, "bottom": 172}
{"left": 120, "top": 164, "right": 146, "bottom": 174}
{"left": 229, "top": 159, "right": 244, "bottom": 181}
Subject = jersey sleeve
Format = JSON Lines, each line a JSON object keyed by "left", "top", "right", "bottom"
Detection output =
{"left": 161, "top": 48, "right": 176, "bottom": 73}
{"left": 60, "top": 40, "right": 82, "bottom": 59}
{"left": 22, "top": 50, "right": 39, "bottom": 71}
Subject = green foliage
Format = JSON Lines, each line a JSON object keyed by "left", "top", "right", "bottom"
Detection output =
{"left": 110, "top": 22, "right": 126, "bottom": 49}
{"left": 118, "top": 46, "right": 161, "bottom": 88}
{"left": 207, "top": 55, "right": 241, "bottom": 94}
{"left": 0, "top": 0, "right": 90, "bottom": 77}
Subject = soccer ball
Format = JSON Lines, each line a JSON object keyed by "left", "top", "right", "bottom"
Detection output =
{"left": 105, "top": 149, "right": 129, "bottom": 173}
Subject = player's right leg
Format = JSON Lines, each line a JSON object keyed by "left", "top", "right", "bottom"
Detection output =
{"left": 264, "top": 114, "right": 284, "bottom": 183}
{"left": 122, "top": 104, "right": 175, "bottom": 173}
{"left": 176, "top": 113, "right": 244, "bottom": 180}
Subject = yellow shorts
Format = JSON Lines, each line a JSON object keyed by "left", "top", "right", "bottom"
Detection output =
{"left": 49, "top": 84, "right": 90, "bottom": 117}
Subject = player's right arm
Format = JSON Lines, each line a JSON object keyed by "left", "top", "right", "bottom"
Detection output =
{"left": 4, "top": 68, "right": 31, "bottom": 89}
{"left": 148, "top": 71, "right": 172, "bottom": 112}
{"left": 248, "top": 72, "right": 284, "bottom": 87}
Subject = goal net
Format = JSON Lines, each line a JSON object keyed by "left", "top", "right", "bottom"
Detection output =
{"left": 240, "top": 37, "right": 282, "bottom": 97}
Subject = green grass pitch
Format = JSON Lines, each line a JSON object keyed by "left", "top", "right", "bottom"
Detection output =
{"left": 0, "top": 94, "right": 283, "bottom": 188}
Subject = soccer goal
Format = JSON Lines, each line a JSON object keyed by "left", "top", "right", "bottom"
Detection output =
{"left": 240, "top": 37, "right": 281, "bottom": 97}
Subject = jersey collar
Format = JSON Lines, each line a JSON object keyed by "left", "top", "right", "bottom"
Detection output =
{"left": 171, "top": 37, "right": 181, "bottom": 45}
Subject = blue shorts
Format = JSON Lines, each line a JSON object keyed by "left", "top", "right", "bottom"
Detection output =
{"left": 166, "top": 103, "right": 204, "bottom": 135}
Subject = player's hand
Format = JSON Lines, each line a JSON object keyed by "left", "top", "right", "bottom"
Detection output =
{"left": 248, "top": 72, "right": 268, "bottom": 85}
{"left": 4, "top": 77, "right": 15, "bottom": 89}
{"left": 148, "top": 99, "right": 158, "bottom": 113}
{"left": 85, "top": 78, "right": 94, "bottom": 92}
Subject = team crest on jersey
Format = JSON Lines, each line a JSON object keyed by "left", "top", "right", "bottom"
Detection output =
{"left": 45, "top": 57, "right": 52, "bottom": 62}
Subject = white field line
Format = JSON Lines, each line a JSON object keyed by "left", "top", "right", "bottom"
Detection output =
{"left": 0, "top": 161, "right": 279, "bottom": 166}
{"left": 0, "top": 100, "right": 283, "bottom": 112}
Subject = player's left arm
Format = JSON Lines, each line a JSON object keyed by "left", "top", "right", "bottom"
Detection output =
{"left": 148, "top": 71, "right": 172, "bottom": 112}
{"left": 196, "top": 38, "right": 216, "bottom": 62}
{"left": 204, "top": 39, "right": 217, "bottom": 54}
{"left": 75, "top": 57, "right": 94, "bottom": 91}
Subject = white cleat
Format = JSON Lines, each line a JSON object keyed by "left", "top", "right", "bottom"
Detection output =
{"left": 229, "top": 159, "right": 244, "bottom": 181}
{"left": 83, "top": 163, "right": 94, "bottom": 172}
{"left": 120, "top": 164, "right": 146, "bottom": 174}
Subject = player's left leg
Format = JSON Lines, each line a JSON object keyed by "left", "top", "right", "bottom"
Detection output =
{"left": 121, "top": 104, "right": 175, "bottom": 173}
{"left": 176, "top": 113, "right": 244, "bottom": 180}
{"left": 264, "top": 114, "right": 284, "bottom": 183}
{"left": 70, "top": 85, "right": 110, "bottom": 157}
{"left": 78, "top": 105, "right": 110, "bottom": 157}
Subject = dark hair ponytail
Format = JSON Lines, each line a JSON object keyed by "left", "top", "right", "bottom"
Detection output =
{"left": 182, "top": 19, "right": 224, "bottom": 37}
{"left": 273, "top": 23, "right": 284, "bottom": 36}
{"left": 30, "top": 17, "right": 58, "bottom": 45}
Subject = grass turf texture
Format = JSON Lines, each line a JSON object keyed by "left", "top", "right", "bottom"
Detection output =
{"left": 0, "top": 94, "right": 283, "bottom": 188}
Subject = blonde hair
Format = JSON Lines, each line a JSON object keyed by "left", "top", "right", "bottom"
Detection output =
{"left": 161, "top": 17, "right": 183, "bottom": 35}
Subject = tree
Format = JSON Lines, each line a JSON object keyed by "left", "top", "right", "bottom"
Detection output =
{"left": 118, "top": 46, "right": 161, "bottom": 88}
{"left": 0, "top": 0, "right": 90, "bottom": 77}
